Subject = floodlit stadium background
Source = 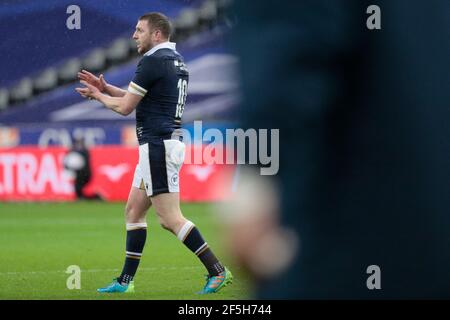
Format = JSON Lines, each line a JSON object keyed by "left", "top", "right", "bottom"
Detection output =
{"left": 0, "top": 0, "right": 251, "bottom": 299}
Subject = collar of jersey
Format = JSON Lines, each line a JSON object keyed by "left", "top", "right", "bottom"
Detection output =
{"left": 144, "top": 41, "right": 177, "bottom": 57}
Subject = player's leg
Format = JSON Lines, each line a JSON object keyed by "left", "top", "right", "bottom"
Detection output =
{"left": 151, "top": 192, "right": 232, "bottom": 293}
{"left": 116, "top": 185, "right": 151, "bottom": 285}
{"left": 98, "top": 166, "right": 151, "bottom": 293}
{"left": 149, "top": 192, "right": 185, "bottom": 234}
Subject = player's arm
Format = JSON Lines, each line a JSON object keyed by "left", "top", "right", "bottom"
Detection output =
{"left": 77, "top": 70, "right": 126, "bottom": 97}
{"left": 76, "top": 56, "right": 159, "bottom": 113}
{"left": 95, "top": 91, "right": 141, "bottom": 115}
{"left": 76, "top": 81, "right": 141, "bottom": 116}
{"left": 104, "top": 83, "right": 127, "bottom": 97}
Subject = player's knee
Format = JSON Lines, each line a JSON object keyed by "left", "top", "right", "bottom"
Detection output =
{"left": 160, "top": 221, "right": 172, "bottom": 231}
{"left": 157, "top": 214, "right": 184, "bottom": 234}
{"left": 158, "top": 217, "right": 173, "bottom": 232}
{"left": 125, "top": 203, "right": 133, "bottom": 217}
{"left": 125, "top": 203, "right": 144, "bottom": 223}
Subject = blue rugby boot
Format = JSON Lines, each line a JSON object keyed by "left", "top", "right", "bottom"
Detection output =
{"left": 199, "top": 267, "right": 233, "bottom": 294}
{"left": 97, "top": 278, "right": 135, "bottom": 293}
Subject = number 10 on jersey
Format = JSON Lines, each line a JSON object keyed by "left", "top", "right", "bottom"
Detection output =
{"left": 176, "top": 79, "right": 188, "bottom": 118}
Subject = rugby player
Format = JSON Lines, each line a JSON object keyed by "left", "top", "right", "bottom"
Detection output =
{"left": 76, "top": 12, "right": 232, "bottom": 294}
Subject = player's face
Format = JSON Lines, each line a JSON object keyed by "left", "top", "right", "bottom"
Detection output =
{"left": 133, "top": 20, "right": 155, "bottom": 54}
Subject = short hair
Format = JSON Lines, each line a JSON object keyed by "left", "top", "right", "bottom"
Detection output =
{"left": 139, "top": 12, "right": 172, "bottom": 39}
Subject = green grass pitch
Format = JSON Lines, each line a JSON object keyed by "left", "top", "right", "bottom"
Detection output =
{"left": 0, "top": 202, "right": 252, "bottom": 300}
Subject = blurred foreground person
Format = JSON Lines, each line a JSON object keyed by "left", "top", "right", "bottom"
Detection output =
{"left": 227, "top": 0, "right": 450, "bottom": 299}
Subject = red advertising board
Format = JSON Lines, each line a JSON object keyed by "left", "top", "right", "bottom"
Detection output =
{"left": 0, "top": 146, "right": 235, "bottom": 202}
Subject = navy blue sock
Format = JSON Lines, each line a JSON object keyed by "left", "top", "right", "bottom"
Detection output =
{"left": 118, "top": 223, "right": 147, "bottom": 285}
{"left": 177, "top": 221, "right": 225, "bottom": 276}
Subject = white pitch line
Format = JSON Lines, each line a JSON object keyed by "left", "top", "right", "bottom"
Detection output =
{"left": 0, "top": 266, "right": 202, "bottom": 276}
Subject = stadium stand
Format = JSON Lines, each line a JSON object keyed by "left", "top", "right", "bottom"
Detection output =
{"left": 0, "top": 0, "right": 227, "bottom": 110}
{"left": 0, "top": 0, "right": 237, "bottom": 204}
{"left": 0, "top": 0, "right": 237, "bottom": 146}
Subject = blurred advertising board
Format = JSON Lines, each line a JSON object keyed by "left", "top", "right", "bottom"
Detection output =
{"left": 0, "top": 146, "right": 235, "bottom": 202}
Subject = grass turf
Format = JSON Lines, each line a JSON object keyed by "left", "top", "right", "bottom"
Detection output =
{"left": 0, "top": 202, "right": 252, "bottom": 300}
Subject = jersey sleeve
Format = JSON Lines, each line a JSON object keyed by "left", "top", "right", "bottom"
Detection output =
{"left": 128, "top": 56, "right": 162, "bottom": 97}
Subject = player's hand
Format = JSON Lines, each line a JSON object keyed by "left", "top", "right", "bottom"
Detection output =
{"left": 76, "top": 80, "right": 101, "bottom": 100}
{"left": 77, "top": 70, "right": 107, "bottom": 92}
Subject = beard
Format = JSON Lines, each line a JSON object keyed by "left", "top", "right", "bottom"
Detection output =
{"left": 137, "top": 41, "right": 154, "bottom": 55}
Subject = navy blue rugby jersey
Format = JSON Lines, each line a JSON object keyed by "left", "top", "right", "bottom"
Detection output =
{"left": 128, "top": 42, "right": 189, "bottom": 144}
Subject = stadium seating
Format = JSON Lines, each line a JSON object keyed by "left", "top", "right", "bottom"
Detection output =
{"left": 0, "top": 0, "right": 219, "bottom": 110}
{"left": 0, "top": 0, "right": 238, "bottom": 204}
{"left": 0, "top": 0, "right": 237, "bottom": 148}
{"left": 0, "top": 25, "right": 237, "bottom": 126}
{"left": 0, "top": 89, "right": 8, "bottom": 111}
